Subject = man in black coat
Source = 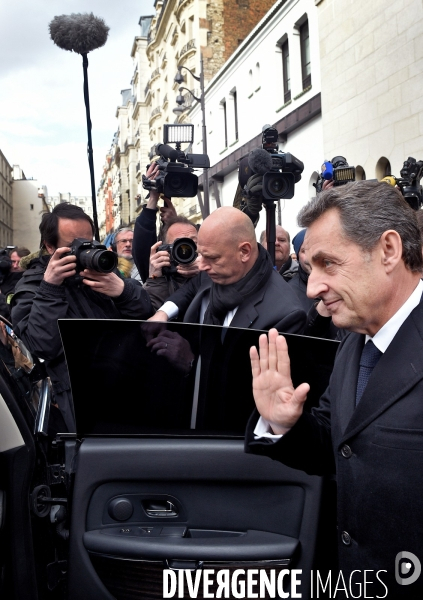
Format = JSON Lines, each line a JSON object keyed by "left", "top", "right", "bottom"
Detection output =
{"left": 11, "top": 203, "right": 152, "bottom": 431}
{"left": 150, "top": 206, "right": 306, "bottom": 334}
{"left": 246, "top": 180, "right": 423, "bottom": 597}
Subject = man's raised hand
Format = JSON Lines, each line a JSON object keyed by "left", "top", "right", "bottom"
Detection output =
{"left": 250, "top": 328, "right": 310, "bottom": 435}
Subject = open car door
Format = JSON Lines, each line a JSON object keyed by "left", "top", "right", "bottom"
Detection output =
{"left": 55, "top": 320, "right": 339, "bottom": 600}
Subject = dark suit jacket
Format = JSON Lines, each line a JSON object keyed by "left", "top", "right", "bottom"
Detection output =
{"left": 246, "top": 295, "right": 423, "bottom": 597}
{"left": 167, "top": 270, "right": 307, "bottom": 334}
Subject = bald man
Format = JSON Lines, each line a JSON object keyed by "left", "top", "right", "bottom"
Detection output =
{"left": 150, "top": 207, "right": 306, "bottom": 333}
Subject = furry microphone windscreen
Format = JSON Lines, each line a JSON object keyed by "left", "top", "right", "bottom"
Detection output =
{"left": 248, "top": 148, "right": 274, "bottom": 175}
{"left": 49, "top": 13, "right": 109, "bottom": 54}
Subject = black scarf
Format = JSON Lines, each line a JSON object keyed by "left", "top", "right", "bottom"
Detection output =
{"left": 203, "top": 244, "right": 274, "bottom": 325}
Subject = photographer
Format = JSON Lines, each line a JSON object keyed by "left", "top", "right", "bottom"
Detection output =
{"left": 11, "top": 203, "right": 152, "bottom": 431}
{"left": 133, "top": 162, "right": 177, "bottom": 283}
{"left": 144, "top": 215, "right": 199, "bottom": 312}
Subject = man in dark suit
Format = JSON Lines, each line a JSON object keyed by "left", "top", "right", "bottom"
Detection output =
{"left": 149, "top": 206, "right": 306, "bottom": 333}
{"left": 246, "top": 180, "right": 423, "bottom": 597}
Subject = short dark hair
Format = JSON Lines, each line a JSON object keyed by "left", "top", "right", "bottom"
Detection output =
{"left": 415, "top": 209, "right": 423, "bottom": 243}
{"left": 12, "top": 247, "right": 31, "bottom": 258}
{"left": 298, "top": 181, "right": 423, "bottom": 272}
{"left": 39, "top": 203, "right": 95, "bottom": 249}
{"left": 162, "top": 216, "right": 197, "bottom": 244}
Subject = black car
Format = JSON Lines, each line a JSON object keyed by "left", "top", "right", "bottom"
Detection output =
{"left": 0, "top": 318, "right": 339, "bottom": 600}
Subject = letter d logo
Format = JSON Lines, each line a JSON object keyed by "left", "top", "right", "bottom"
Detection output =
{"left": 395, "top": 551, "right": 421, "bottom": 585}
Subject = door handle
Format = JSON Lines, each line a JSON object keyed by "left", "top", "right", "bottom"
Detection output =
{"left": 143, "top": 500, "right": 178, "bottom": 518}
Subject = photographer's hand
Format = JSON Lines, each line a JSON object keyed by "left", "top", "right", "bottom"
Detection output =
{"left": 43, "top": 248, "right": 77, "bottom": 286}
{"left": 176, "top": 260, "right": 199, "bottom": 279}
{"left": 159, "top": 197, "right": 177, "bottom": 224}
{"left": 149, "top": 242, "right": 171, "bottom": 278}
{"left": 145, "top": 163, "right": 161, "bottom": 208}
{"left": 81, "top": 270, "right": 124, "bottom": 298}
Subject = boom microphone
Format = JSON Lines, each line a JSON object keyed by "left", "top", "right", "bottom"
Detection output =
{"left": 248, "top": 148, "right": 274, "bottom": 175}
{"left": 48, "top": 13, "right": 110, "bottom": 242}
{"left": 156, "top": 144, "right": 179, "bottom": 162}
{"left": 49, "top": 13, "right": 109, "bottom": 54}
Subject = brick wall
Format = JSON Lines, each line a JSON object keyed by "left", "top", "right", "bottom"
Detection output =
{"left": 222, "top": 0, "right": 276, "bottom": 61}
{"left": 204, "top": 0, "right": 276, "bottom": 83}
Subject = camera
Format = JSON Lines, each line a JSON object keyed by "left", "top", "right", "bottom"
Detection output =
{"left": 142, "top": 124, "right": 210, "bottom": 198}
{"left": 260, "top": 126, "right": 303, "bottom": 201}
{"left": 157, "top": 237, "right": 197, "bottom": 275}
{"left": 314, "top": 156, "right": 356, "bottom": 193}
{"left": 239, "top": 125, "right": 304, "bottom": 205}
{"left": 395, "top": 157, "right": 423, "bottom": 211}
{"left": 67, "top": 239, "right": 117, "bottom": 273}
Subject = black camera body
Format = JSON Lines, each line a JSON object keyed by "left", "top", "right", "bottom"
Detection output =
{"left": 314, "top": 156, "right": 356, "bottom": 193}
{"left": 396, "top": 157, "right": 423, "bottom": 211}
{"left": 68, "top": 238, "right": 117, "bottom": 273}
{"left": 262, "top": 151, "right": 304, "bottom": 201}
{"left": 157, "top": 237, "right": 197, "bottom": 276}
{"left": 143, "top": 142, "right": 210, "bottom": 198}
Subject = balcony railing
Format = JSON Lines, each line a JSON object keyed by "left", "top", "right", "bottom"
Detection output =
{"left": 150, "top": 106, "right": 161, "bottom": 119}
{"left": 150, "top": 67, "right": 160, "bottom": 81}
{"left": 180, "top": 38, "right": 196, "bottom": 57}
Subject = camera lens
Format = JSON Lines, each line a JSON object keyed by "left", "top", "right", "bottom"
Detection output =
{"left": 169, "top": 176, "right": 182, "bottom": 191}
{"left": 262, "top": 172, "right": 295, "bottom": 200}
{"left": 95, "top": 251, "right": 117, "bottom": 272}
{"left": 172, "top": 238, "right": 197, "bottom": 265}
{"left": 80, "top": 249, "right": 117, "bottom": 273}
{"left": 268, "top": 175, "right": 290, "bottom": 197}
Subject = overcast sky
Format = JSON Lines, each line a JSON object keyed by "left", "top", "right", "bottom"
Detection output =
{"left": 0, "top": 0, "right": 153, "bottom": 197}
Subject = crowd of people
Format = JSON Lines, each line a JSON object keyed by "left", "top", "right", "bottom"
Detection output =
{"left": 1, "top": 164, "right": 422, "bottom": 595}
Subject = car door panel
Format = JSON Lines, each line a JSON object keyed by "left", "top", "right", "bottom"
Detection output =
{"left": 68, "top": 438, "right": 325, "bottom": 599}
{"left": 58, "top": 321, "right": 338, "bottom": 599}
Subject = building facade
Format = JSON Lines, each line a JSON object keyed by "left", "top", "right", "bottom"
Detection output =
{"left": 12, "top": 166, "right": 49, "bottom": 252}
{"left": 0, "top": 150, "right": 13, "bottom": 248}
{"left": 316, "top": 0, "right": 423, "bottom": 183}
{"left": 98, "top": 0, "right": 277, "bottom": 235}
{"left": 189, "top": 0, "right": 323, "bottom": 238}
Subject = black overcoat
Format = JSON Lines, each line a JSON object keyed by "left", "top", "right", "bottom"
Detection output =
{"left": 246, "top": 295, "right": 423, "bottom": 597}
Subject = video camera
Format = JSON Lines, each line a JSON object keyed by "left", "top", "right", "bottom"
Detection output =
{"left": 384, "top": 157, "right": 423, "bottom": 211}
{"left": 142, "top": 124, "right": 210, "bottom": 198}
{"left": 66, "top": 239, "right": 117, "bottom": 274}
{"left": 157, "top": 237, "right": 198, "bottom": 276}
{"left": 314, "top": 156, "right": 356, "bottom": 193}
{"left": 239, "top": 125, "right": 304, "bottom": 203}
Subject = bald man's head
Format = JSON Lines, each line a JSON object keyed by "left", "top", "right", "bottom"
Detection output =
{"left": 197, "top": 207, "right": 259, "bottom": 285}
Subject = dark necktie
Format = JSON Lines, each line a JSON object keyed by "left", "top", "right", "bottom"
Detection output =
{"left": 355, "top": 340, "right": 383, "bottom": 406}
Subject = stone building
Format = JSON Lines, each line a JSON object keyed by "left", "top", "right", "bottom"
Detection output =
{"left": 98, "top": 0, "right": 277, "bottom": 235}
{"left": 316, "top": 0, "right": 423, "bottom": 184}
{"left": 12, "top": 166, "right": 49, "bottom": 252}
{"left": 189, "top": 0, "right": 323, "bottom": 238}
{"left": 0, "top": 150, "right": 13, "bottom": 248}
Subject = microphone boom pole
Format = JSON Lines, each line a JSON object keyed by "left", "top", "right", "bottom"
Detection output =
{"left": 82, "top": 53, "right": 100, "bottom": 240}
{"left": 49, "top": 13, "right": 109, "bottom": 241}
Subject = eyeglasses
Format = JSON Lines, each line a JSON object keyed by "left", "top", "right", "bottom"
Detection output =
{"left": 116, "top": 238, "right": 133, "bottom": 245}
